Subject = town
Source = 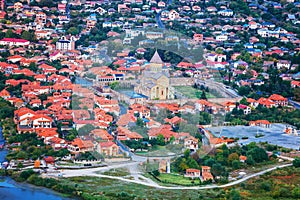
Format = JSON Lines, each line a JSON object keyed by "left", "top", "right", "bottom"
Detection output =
{"left": 0, "top": 0, "right": 300, "bottom": 199}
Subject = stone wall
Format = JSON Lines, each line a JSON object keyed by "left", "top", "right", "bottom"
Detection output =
{"left": 170, "top": 77, "right": 195, "bottom": 86}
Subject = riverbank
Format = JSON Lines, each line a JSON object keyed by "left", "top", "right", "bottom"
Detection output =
{"left": 0, "top": 126, "right": 74, "bottom": 200}
{"left": 0, "top": 176, "right": 72, "bottom": 200}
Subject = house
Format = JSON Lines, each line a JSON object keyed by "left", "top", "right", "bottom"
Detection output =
{"left": 14, "top": 2, "right": 23, "bottom": 11}
{"left": 35, "top": 30, "right": 52, "bottom": 40}
{"left": 56, "top": 36, "right": 76, "bottom": 51}
{"left": 0, "top": 38, "right": 30, "bottom": 46}
{"left": 7, "top": 55, "right": 24, "bottom": 63}
{"left": 37, "top": 128, "right": 59, "bottom": 143}
{"left": 90, "top": 129, "right": 113, "bottom": 141}
{"left": 98, "top": 141, "right": 119, "bottom": 157}
{"left": 223, "top": 101, "right": 236, "bottom": 112}
{"left": 185, "top": 168, "right": 201, "bottom": 178}
{"left": 248, "top": 21, "right": 258, "bottom": 29}
{"left": 164, "top": 116, "right": 185, "bottom": 126}
{"left": 30, "top": 115, "right": 53, "bottom": 129}
{"left": 195, "top": 99, "right": 218, "bottom": 114}
{"left": 0, "top": 89, "right": 11, "bottom": 99}
{"left": 249, "top": 120, "right": 271, "bottom": 128}
{"left": 291, "top": 80, "right": 300, "bottom": 88}
{"left": 117, "top": 126, "right": 143, "bottom": 141}
{"left": 68, "top": 138, "right": 94, "bottom": 153}
{"left": 276, "top": 60, "right": 291, "bottom": 69}
{"left": 218, "top": 9, "right": 233, "bottom": 17}
{"left": 247, "top": 98, "right": 259, "bottom": 108}
{"left": 201, "top": 166, "right": 213, "bottom": 181}
{"left": 184, "top": 136, "right": 199, "bottom": 152}
{"left": 169, "top": 10, "right": 179, "bottom": 20}
{"left": 238, "top": 104, "right": 251, "bottom": 115}
{"left": 240, "top": 155, "right": 247, "bottom": 163}
{"left": 38, "top": 63, "right": 57, "bottom": 74}
{"left": 94, "top": 7, "right": 106, "bottom": 15}
{"left": 0, "top": 11, "right": 6, "bottom": 19}
{"left": 268, "top": 94, "right": 288, "bottom": 107}
{"left": 193, "top": 34, "right": 203, "bottom": 43}
{"left": 257, "top": 97, "right": 276, "bottom": 108}
{"left": 215, "top": 34, "right": 228, "bottom": 42}
{"left": 49, "top": 137, "right": 67, "bottom": 150}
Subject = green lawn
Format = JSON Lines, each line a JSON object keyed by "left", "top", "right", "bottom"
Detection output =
{"left": 157, "top": 173, "right": 200, "bottom": 186}
{"left": 100, "top": 168, "right": 130, "bottom": 177}
{"left": 135, "top": 144, "right": 183, "bottom": 157}
{"left": 62, "top": 176, "right": 220, "bottom": 199}
{"left": 174, "top": 86, "right": 216, "bottom": 99}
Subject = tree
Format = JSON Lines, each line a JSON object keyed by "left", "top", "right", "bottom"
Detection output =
{"left": 186, "top": 157, "right": 199, "bottom": 169}
{"left": 238, "top": 86, "right": 251, "bottom": 96}
{"left": 157, "top": 134, "right": 165, "bottom": 145}
{"left": 179, "top": 158, "right": 189, "bottom": 171}
{"left": 109, "top": 81, "right": 119, "bottom": 90}
{"left": 228, "top": 189, "right": 241, "bottom": 200}
{"left": 200, "top": 90, "right": 207, "bottom": 100}
{"left": 232, "top": 160, "right": 241, "bottom": 169}
{"left": 211, "top": 163, "right": 225, "bottom": 177}
{"left": 28, "top": 62, "right": 38, "bottom": 72}
{"left": 292, "top": 187, "right": 300, "bottom": 198}
{"left": 293, "top": 158, "right": 300, "bottom": 168}
{"left": 136, "top": 118, "right": 145, "bottom": 127}
{"left": 78, "top": 124, "right": 95, "bottom": 136}
{"left": 67, "top": 27, "right": 79, "bottom": 35}
{"left": 20, "top": 169, "right": 35, "bottom": 181}
{"left": 204, "top": 158, "right": 216, "bottom": 167}
{"left": 228, "top": 153, "right": 239, "bottom": 165}
{"left": 5, "top": 29, "right": 16, "bottom": 38}
{"left": 246, "top": 147, "right": 268, "bottom": 163}
{"left": 21, "top": 31, "right": 34, "bottom": 41}
{"left": 184, "top": 149, "right": 191, "bottom": 159}
{"left": 240, "top": 97, "right": 249, "bottom": 106}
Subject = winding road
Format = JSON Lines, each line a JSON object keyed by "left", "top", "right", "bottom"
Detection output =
{"left": 59, "top": 162, "right": 293, "bottom": 190}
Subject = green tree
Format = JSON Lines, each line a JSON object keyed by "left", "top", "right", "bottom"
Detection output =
{"left": 292, "top": 187, "right": 300, "bottom": 198}
{"left": 238, "top": 86, "right": 251, "bottom": 96}
{"left": 246, "top": 147, "right": 268, "bottom": 163}
{"left": 211, "top": 163, "right": 225, "bottom": 177}
{"left": 21, "top": 31, "right": 34, "bottom": 41}
{"left": 240, "top": 97, "right": 249, "bottom": 105}
{"left": 200, "top": 90, "right": 207, "bottom": 100}
{"left": 20, "top": 169, "right": 35, "bottom": 181}
{"left": 228, "top": 153, "right": 239, "bottom": 165}
{"left": 232, "top": 160, "right": 241, "bottom": 169}
{"left": 28, "top": 62, "right": 37, "bottom": 72}
{"left": 136, "top": 118, "right": 145, "bottom": 127}
{"left": 67, "top": 27, "right": 79, "bottom": 35}
{"left": 5, "top": 29, "right": 16, "bottom": 38}
{"left": 293, "top": 158, "right": 300, "bottom": 168}
{"left": 78, "top": 124, "right": 95, "bottom": 136}
{"left": 184, "top": 149, "right": 191, "bottom": 159}
{"left": 157, "top": 134, "right": 165, "bottom": 145}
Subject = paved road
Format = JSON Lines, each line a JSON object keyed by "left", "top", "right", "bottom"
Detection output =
{"left": 60, "top": 162, "right": 293, "bottom": 190}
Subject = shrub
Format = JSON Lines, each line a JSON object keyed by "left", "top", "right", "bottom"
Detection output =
{"left": 293, "top": 158, "right": 300, "bottom": 168}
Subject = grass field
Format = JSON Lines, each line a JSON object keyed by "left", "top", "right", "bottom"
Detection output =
{"left": 174, "top": 86, "right": 216, "bottom": 99}
{"left": 101, "top": 168, "right": 130, "bottom": 177}
{"left": 135, "top": 144, "right": 183, "bottom": 157}
{"left": 157, "top": 173, "right": 200, "bottom": 186}
{"left": 63, "top": 176, "right": 221, "bottom": 199}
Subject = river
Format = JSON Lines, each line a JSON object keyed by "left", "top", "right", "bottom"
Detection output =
{"left": 0, "top": 127, "right": 71, "bottom": 200}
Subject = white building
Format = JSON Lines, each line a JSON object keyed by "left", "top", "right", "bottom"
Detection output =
{"left": 56, "top": 36, "right": 76, "bottom": 51}
{"left": 218, "top": 9, "right": 234, "bottom": 17}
